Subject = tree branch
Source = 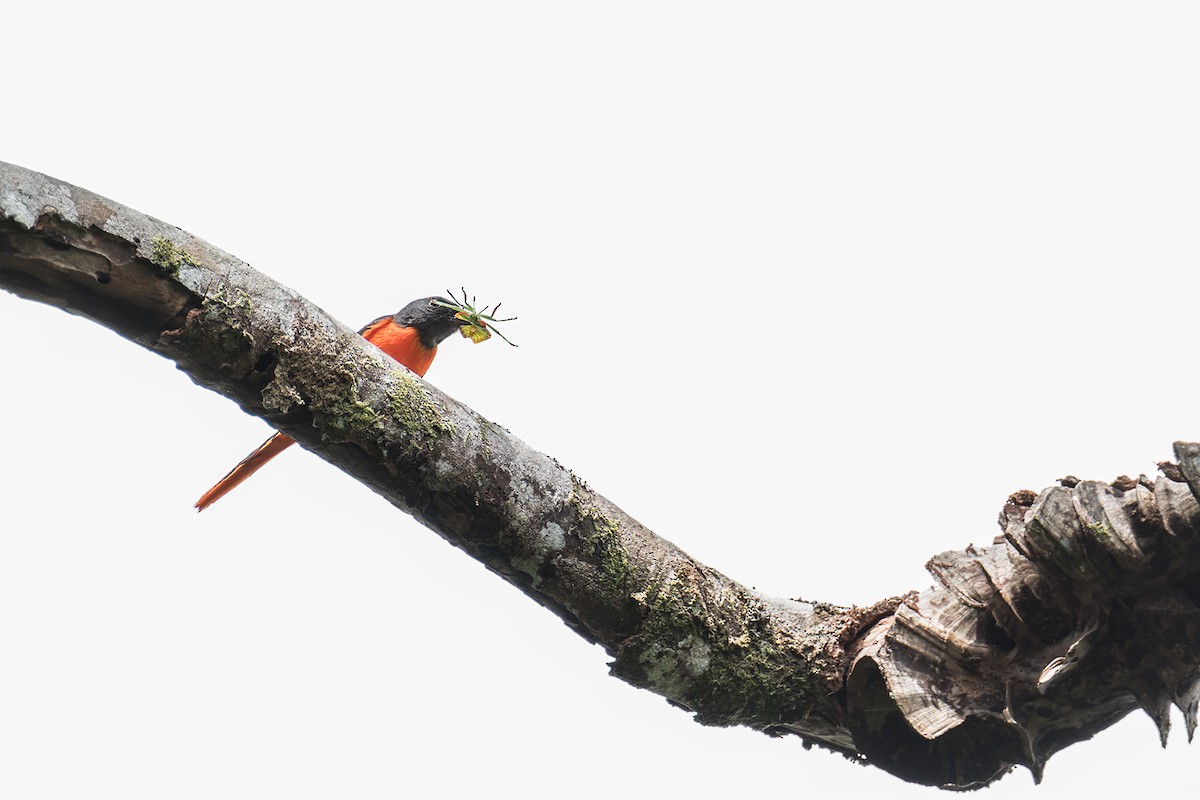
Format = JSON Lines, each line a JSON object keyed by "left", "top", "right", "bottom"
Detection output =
{"left": 3, "top": 161, "right": 1198, "bottom": 788}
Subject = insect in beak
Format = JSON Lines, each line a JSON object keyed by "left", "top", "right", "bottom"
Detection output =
{"left": 432, "top": 288, "right": 519, "bottom": 347}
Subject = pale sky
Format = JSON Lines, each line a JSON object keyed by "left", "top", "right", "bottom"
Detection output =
{"left": 3, "top": 2, "right": 1199, "bottom": 797}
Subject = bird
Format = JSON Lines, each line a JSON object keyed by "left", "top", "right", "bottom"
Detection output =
{"left": 195, "top": 295, "right": 474, "bottom": 511}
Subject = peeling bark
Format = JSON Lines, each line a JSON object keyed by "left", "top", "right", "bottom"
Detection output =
{"left": 2, "top": 161, "right": 1198, "bottom": 789}
{"left": 848, "top": 467, "right": 1200, "bottom": 786}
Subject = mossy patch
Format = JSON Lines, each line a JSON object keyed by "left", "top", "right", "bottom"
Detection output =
{"left": 615, "top": 582, "right": 814, "bottom": 728}
{"left": 386, "top": 371, "right": 457, "bottom": 449}
{"left": 697, "top": 630, "right": 811, "bottom": 727}
{"left": 326, "top": 397, "right": 382, "bottom": 438}
{"left": 148, "top": 236, "right": 201, "bottom": 277}
{"left": 568, "top": 485, "right": 631, "bottom": 591}
{"left": 201, "top": 283, "right": 255, "bottom": 316}
{"left": 1086, "top": 522, "right": 1113, "bottom": 541}
{"left": 312, "top": 380, "right": 383, "bottom": 443}
{"left": 475, "top": 414, "right": 497, "bottom": 459}
{"left": 163, "top": 297, "right": 256, "bottom": 374}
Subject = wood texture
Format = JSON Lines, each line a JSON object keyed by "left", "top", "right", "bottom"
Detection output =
{"left": 3, "top": 161, "right": 1198, "bottom": 788}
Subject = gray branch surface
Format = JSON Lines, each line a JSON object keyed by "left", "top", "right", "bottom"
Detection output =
{"left": 2, "top": 161, "right": 1198, "bottom": 789}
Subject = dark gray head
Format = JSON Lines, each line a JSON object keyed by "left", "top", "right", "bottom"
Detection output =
{"left": 393, "top": 296, "right": 461, "bottom": 349}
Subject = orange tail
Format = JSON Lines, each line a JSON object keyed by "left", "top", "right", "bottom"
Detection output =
{"left": 195, "top": 432, "right": 296, "bottom": 511}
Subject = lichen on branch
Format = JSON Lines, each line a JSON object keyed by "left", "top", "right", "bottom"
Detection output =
{"left": 3, "top": 160, "right": 1199, "bottom": 789}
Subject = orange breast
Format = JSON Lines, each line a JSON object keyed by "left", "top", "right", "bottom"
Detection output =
{"left": 361, "top": 318, "right": 437, "bottom": 377}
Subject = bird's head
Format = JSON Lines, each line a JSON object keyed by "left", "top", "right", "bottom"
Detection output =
{"left": 394, "top": 290, "right": 518, "bottom": 350}
{"left": 392, "top": 296, "right": 464, "bottom": 350}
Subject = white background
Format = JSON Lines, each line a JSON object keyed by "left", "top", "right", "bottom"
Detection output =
{"left": 3, "top": 2, "right": 1198, "bottom": 796}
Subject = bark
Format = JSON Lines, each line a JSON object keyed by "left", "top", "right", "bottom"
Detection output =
{"left": 2, "top": 161, "right": 1198, "bottom": 789}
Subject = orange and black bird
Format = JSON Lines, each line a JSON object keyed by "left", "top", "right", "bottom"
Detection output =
{"left": 194, "top": 296, "right": 471, "bottom": 512}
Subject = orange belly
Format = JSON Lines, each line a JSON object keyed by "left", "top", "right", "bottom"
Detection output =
{"left": 361, "top": 318, "right": 437, "bottom": 377}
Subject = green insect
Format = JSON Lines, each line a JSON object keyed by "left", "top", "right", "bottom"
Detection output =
{"left": 432, "top": 288, "right": 519, "bottom": 347}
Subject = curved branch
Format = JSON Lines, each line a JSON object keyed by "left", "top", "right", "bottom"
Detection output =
{"left": 3, "top": 161, "right": 1199, "bottom": 788}
{"left": 0, "top": 161, "right": 860, "bottom": 750}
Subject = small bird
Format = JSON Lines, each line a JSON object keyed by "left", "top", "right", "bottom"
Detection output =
{"left": 194, "top": 293, "right": 513, "bottom": 511}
